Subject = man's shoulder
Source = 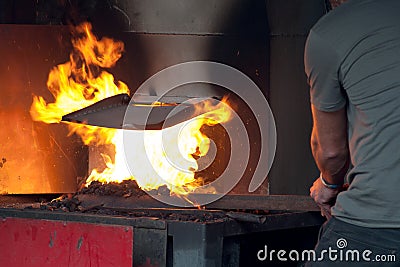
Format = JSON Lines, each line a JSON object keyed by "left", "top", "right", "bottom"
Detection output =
{"left": 310, "top": 2, "right": 351, "bottom": 38}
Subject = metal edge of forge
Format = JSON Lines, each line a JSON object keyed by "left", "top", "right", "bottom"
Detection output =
{"left": 75, "top": 193, "right": 320, "bottom": 211}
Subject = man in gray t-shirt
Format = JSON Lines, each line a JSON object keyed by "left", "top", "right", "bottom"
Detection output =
{"left": 304, "top": 0, "right": 400, "bottom": 265}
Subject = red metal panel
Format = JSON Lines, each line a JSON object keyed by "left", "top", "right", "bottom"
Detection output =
{"left": 0, "top": 217, "right": 133, "bottom": 267}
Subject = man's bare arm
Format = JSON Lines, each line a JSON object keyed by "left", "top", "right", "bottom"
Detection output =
{"left": 310, "top": 105, "right": 349, "bottom": 185}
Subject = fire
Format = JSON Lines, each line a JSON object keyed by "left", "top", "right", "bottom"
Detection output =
{"left": 30, "top": 23, "right": 231, "bottom": 196}
{"left": 129, "top": 99, "right": 231, "bottom": 195}
{"left": 31, "top": 23, "right": 128, "bottom": 126}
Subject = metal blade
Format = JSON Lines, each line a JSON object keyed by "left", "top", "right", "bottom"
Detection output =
{"left": 61, "top": 94, "right": 130, "bottom": 129}
{"left": 61, "top": 94, "right": 217, "bottom": 130}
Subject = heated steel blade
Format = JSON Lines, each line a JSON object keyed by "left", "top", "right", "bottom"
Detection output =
{"left": 61, "top": 93, "right": 218, "bottom": 130}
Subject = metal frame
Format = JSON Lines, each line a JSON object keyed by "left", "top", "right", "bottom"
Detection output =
{"left": 0, "top": 207, "right": 323, "bottom": 267}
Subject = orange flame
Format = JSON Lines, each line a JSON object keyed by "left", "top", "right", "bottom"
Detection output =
{"left": 30, "top": 23, "right": 231, "bottom": 196}
{"left": 31, "top": 23, "right": 128, "bottom": 128}
{"left": 133, "top": 98, "right": 231, "bottom": 195}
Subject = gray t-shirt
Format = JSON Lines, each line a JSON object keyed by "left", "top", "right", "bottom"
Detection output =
{"left": 304, "top": 0, "right": 400, "bottom": 228}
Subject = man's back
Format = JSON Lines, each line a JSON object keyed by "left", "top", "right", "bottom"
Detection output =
{"left": 305, "top": 0, "right": 400, "bottom": 227}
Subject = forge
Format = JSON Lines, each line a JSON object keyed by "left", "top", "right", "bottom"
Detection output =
{"left": 0, "top": 1, "right": 327, "bottom": 266}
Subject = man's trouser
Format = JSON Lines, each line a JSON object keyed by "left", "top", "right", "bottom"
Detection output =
{"left": 304, "top": 217, "right": 400, "bottom": 266}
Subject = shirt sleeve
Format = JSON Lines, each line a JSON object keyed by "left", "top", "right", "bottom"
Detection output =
{"left": 304, "top": 30, "right": 347, "bottom": 112}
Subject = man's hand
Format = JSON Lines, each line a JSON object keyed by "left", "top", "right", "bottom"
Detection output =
{"left": 310, "top": 177, "right": 342, "bottom": 219}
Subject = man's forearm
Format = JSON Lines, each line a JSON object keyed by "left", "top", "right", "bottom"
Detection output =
{"left": 310, "top": 106, "right": 350, "bottom": 185}
{"left": 311, "top": 131, "right": 349, "bottom": 185}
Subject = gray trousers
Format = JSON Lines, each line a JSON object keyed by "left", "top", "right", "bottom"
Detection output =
{"left": 304, "top": 217, "right": 400, "bottom": 266}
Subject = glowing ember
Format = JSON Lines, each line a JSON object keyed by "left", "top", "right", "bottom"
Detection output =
{"left": 30, "top": 23, "right": 231, "bottom": 196}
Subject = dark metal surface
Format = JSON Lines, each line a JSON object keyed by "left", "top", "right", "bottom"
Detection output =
{"left": 134, "top": 228, "right": 167, "bottom": 267}
{"left": 223, "top": 211, "right": 324, "bottom": 236}
{"left": 167, "top": 211, "right": 323, "bottom": 267}
{"left": 76, "top": 193, "right": 319, "bottom": 212}
{"left": 226, "top": 211, "right": 267, "bottom": 224}
{"left": 206, "top": 194, "right": 320, "bottom": 211}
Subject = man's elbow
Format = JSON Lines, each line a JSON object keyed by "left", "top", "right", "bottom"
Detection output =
{"left": 319, "top": 148, "right": 349, "bottom": 164}
{"left": 311, "top": 138, "right": 349, "bottom": 165}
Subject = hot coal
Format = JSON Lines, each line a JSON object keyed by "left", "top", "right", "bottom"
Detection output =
{"left": 41, "top": 194, "right": 82, "bottom": 212}
{"left": 78, "top": 180, "right": 170, "bottom": 197}
{"left": 40, "top": 179, "right": 172, "bottom": 213}
{"left": 36, "top": 193, "right": 229, "bottom": 223}
{"left": 79, "top": 180, "right": 146, "bottom": 197}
